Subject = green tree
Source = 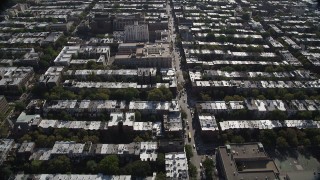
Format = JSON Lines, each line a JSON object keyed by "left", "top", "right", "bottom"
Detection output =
{"left": 251, "top": 89, "right": 260, "bottom": 98}
{"left": 203, "top": 158, "right": 214, "bottom": 180}
{"left": 48, "top": 155, "right": 71, "bottom": 173}
{"left": 0, "top": 165, "right": 13, "bottom": 180}
{"left": 31, "top": 160, "right": 43, "bottom": 173}
{"left": 312, "top": 135, "right": 320, "bottom": 146}
{"left": 99, "top": 155, "right": 119, "bottom": 174}
{"left": 20, "top": 134, "right": 32, "bottom": 142}
{"left": 155, "top": 172, "right": 166, "bottom": 180}
{"left": 147, "top": 88, "right": 164, "bottom": 101}
{"left": 205, "top": 33, "right": 215, "bottom": 42}
{"left": 156, "top": 153, "right": 165, "bottom": 172}
{"left": 147, "top": 86, "right": 173, "bottom": 101}
{"left": 188, "top": 163, "right": 197, "bottom": 178}
{"left": 185, "top": 145, "right": 193, "bottom": 160}
{"left": 286, "top": 128, "right": 299, "bottom": 147}
{"left": 15, "top": 101, "right": 26, "bottom": 112}
{"left": 268, "top": 110, "right": 287, "bottom": 120}
{"left": 201, "top": 93, "right": 211, "bottom": 101}
{"left": 231, "top": 135, "right": 245, "bottom": 143}
{"left": 159, "top": 86, "right": 173, "bottom": 100}
{"left": 35, "top": 134, "right": 49, "bottom": 147}
{"left": 259, "top": 130, "right": 277, "bottom": 147}
{"left": 276, "top": 137, "right": 289, "bottom": 149}
{"left": 297, "top": 111, "right": 312, "bottom": 119}
{"left": 122, "top": 161, "right": 151, "bottom": 177}
{"left": 86, "top": 160, "right": 98, "bottom": 173}
{"left": 284, "top": 93, "right": 294, "bottom": 100}
{"left": 111, "top": 88, "right": 139, "bottom": 101}
{"left": 181, "top": 110, "right": 187, "bottom": 119}
{"left": 133, "top": 136, "right": 144, "bottom": 142}
{"left": 135, "top": 111, "right": 141, "bottom": 121}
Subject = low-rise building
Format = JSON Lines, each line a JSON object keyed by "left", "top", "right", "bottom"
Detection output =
{"left": 32, "top": 141, "right": 158, "bottom": 161}
{"left": 0, "top": 96, "right": 9, "bottom": 115}
{"left": 124, "top": 21, "right": 149, "bottom": 42}
{"left": 198, "top": 114, "right": 219, "bottom": 138}
{"left": 15, "top": 112, "right": 41, "bottom": 133}
{"left": 163, "top": 112, "right": 183, "bottom": 137}
{"left": 0, "top": 139, "right": 15, "bottom": 165}
{"left": 39, "top": 66, "right": 64, "bottom": 88}
{"left": 216, "top": 143, "right": 280, "bottom": 180}
{"left": 12, "top": 173, "right": 157, "bottom": 180}
{"left": 54, "top": 46, "right": 110, "bottom": 67}
{"left": 17, "top": 142, "right": 35, "bottom": 159}
{"left": 0, "top": 67, "right": 34, "bottom": 94}
{"left": 108, "top": 112, "right": 135, "bottom": 132}
{"left": 43, "top": 100, "right": 126, "bottom": 117}
{"left": 114, "top": 43, "right": 172, "bottom": 68}
{"left": 165, "top": 152, "right": 189, "bottom": 179}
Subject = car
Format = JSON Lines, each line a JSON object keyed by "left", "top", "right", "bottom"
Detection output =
{"left": 200, "top": 163, "right": 203, "bottom": 168}
{"left": 193, "top": 144, "right": 196, "bottom": 149}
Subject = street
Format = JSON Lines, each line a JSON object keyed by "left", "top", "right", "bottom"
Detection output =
{"left": 166, "top": 1, "right": 220, "bottom": 179}
{"left": 166, "top": 2, "right": 204, "bottom": 179}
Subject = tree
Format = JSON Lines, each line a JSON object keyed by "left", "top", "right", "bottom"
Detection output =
{"left": 294, "top": 91, "right": 307, "bottom": 100}
{"left": 312, "top": 135, "right": 320, "bottom": 146}
{"left": 268, "top": 110, "right": 287, "bottom": 121}
{"left": 86, "top": 160, "right": 98, "bottom": 173}
{"left": 188, "top": 163, "right": 197, "bottom": 178}
{"left": 20, "top": 134, "right": 32, "bottom": 142}
{"left": 35, "top": 134, "right": 49, "bottom": 147}
{"left": 201, "top": 93, "right": 211, "bottom": 101}
{"left": 159, "top": 86, "right": 173, "bottom": 100}
{"left": 259, "top": 130, "right": 277, "bottom": 147}
{"left": 266, "top": 89, "right": 276, "bottom": 99}
{"left": 135, "top": 111, "right": 141, "bottom": 121}
{"left": 231, "top": 135, "right": 245, "bottom": 143}
{"left": 284, "top": 93, "right": 294, "bottom": 100}
{"left": 285, "top": 128, "right": 299, "bottom": 147}
{"left": 276, "top": 137, "right": 289, "bottom": 149}
{"left": 185, "top": 145, "right": 193, "bottom": 160}
{"left": 99, "top": 155, "right": 119, "bottom": 174}
{"left": 203, "top": 158, "right": 214, "bottom": 180}
{"left": 0, "top": 165, "right": 13, "bottom": 180}
{"left": 147, "top": 86, "right": 173, "bottom": 101}
{"left": 297, "top": 111, "right": 312, "bottom": 119}
{"left": 123, "top": 161, "right": 151, "bottom": 177}
{"left": 242, "top": 12, "right": 251, "bottom": 21}
{"left": 15, "top": 101, "right": 26, "bottom": 112}
{"left": 48, "top": 155, "right": 71, "bottom": 173}
{"left": 111, "top": 88, "right": 139, "bottom": 101}
{"left": 147, "top": 88, "right": 164, "bottom": 101}
{"left": 133, "top": 136, "right": 144, "bottom": 142}
{"left": 31, "top": 160, "right": 43, "bottom": 173}
{"left": 156, "top": 172, "right": 166, "bottom": 180}
{"left": 251, "top": 89, "right": 260, "bottom": 98}
{"left": 205, "top": 33, "right": 215, "bottom": 42}
{"left": 156, "top": 153, "right": 165, "bottom": 172}
{"left": 181, "top": 110, "right": 187, "bottom": 119}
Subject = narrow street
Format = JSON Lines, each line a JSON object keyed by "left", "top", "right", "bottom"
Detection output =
{"left": 167, "top": 2, "right": 203, "bottom": 179}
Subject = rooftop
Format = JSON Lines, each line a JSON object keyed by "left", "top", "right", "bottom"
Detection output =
{"left": 217, "top": 143, "right": 279, "bottom": 180}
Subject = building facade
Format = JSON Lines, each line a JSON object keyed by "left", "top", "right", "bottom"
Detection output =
{"left": 124, "top": 22, "right": 149, "bottom": 43}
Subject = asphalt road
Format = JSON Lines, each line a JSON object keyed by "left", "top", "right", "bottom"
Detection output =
{"left": 167, "top": 3, "right": 203, "bottom": 179}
